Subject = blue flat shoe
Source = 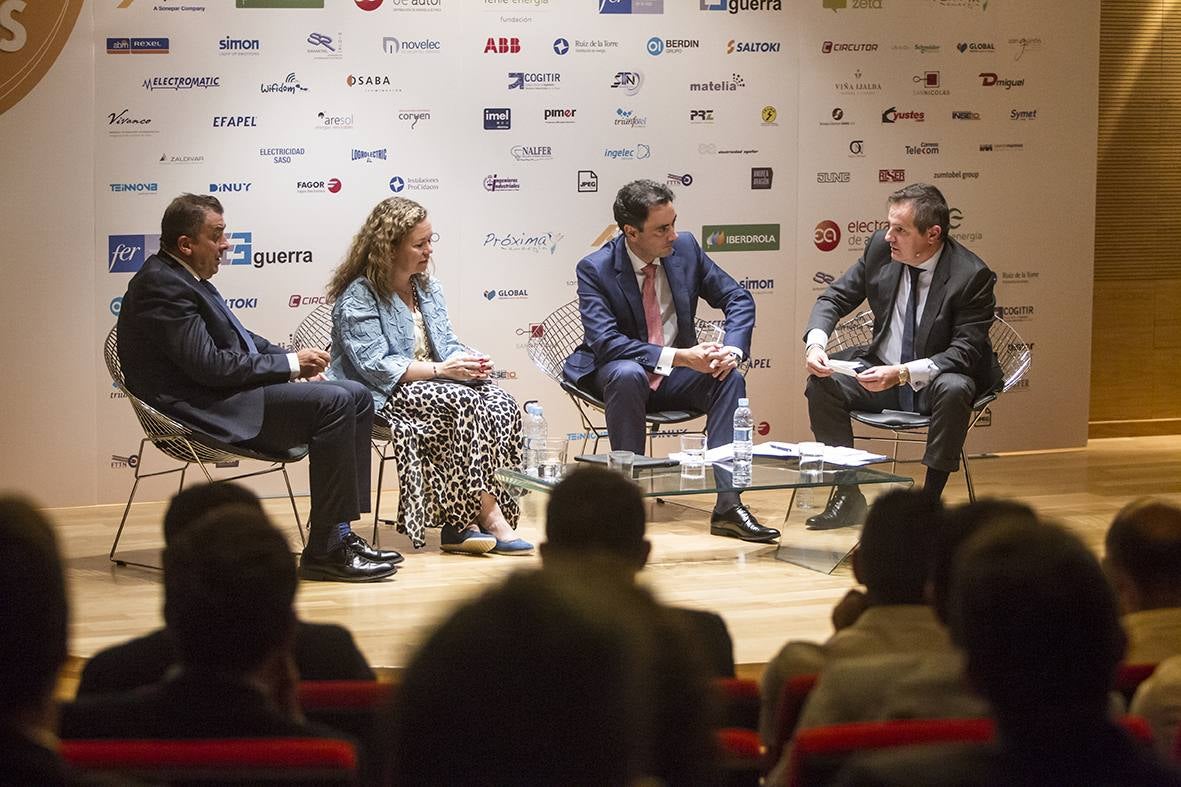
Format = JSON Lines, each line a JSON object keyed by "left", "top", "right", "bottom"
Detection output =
{"left": 491, "top": 537, "right": 534, "bottom": 555}
{"left": 440, "top": 526, "right": 496, "bottom": 555}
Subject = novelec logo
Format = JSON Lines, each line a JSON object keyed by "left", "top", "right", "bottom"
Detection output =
{"left": 701, "top": 224, "right": 780, "bottom": 252}
{"left": 107, "top": 234, "right": 161, "bottom": 273}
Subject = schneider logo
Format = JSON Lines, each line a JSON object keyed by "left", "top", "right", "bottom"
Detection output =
{"left": 701, "top": 223, "right": 780, "bottom": 252}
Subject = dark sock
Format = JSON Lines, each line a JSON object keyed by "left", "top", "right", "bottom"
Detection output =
{"left": 307, "top": 521, "right": 349, "bottom": 555}
{"left": 924, "top": 468, "right": 950, "bottom": 499}
{"left": 714, "top": 492, "right": 741, "bottom": 513}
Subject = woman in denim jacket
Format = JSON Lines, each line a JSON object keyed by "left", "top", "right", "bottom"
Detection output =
{"left": 326, "top": 198, "right": 531, "bottom": 556}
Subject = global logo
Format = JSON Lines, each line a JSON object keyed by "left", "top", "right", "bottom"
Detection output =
{"left": 553, "top": 38, "right": 570, "bottom": 55}
{"left": 957, "top": 41, "right": 995, "bottom": 52}
{"left": 610, "top": 71, "right": 643, "bottom": 96}
{"left": 603, "top": 143, "right": 651, "bottom": 160}
{"left": 482, "top": 288, "right": 529, "bottom": 300}
{"left": 702, "top": 223, "right": 780, "bottom": 252}
{"left": 813, "top": 220, "right": 840, "bottom": 252}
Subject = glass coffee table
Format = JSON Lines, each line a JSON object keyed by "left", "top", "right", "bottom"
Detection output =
{"left": 496, "top": 457, "right": 913, "bottom": 574}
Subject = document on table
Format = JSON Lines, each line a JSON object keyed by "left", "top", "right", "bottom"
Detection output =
{"left": 759, "top": 441, "right": 888, "bottom": 467}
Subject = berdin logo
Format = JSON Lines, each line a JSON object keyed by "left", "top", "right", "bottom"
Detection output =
{"left": 485, "top": 36, "right": 521, "bottom": 53}
{"left": 813, "top": 220, "right": 840, "bottom": 252}
{"left": 110, "top": 296, "right": 123, "bottom": 316}
{"left": 508, "top": 72, "right": 560, "bottom": 90}
{"left": 106, "top": 37, "right": 169, "bottom": 54}
{"left": 702, "top": 224, "right": 780, "bottom": 252}
{"left": 647, "top": 37, "right": 698, "bottom": 55}
{"left": 610, "top": 71, "right": 643, "bottom": 96}
{"left": 484, "top": 107, "right": 511, "bottom": 129}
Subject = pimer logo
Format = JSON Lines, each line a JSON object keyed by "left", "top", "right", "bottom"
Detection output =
{"left": 701, "top": 224, "right": 780, "bottom": 252}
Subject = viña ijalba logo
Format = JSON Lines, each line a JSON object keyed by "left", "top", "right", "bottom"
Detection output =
{"left": 702, "top": 223, "right": 780, "bottom": 252}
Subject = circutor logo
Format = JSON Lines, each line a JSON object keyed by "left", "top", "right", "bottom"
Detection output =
{"left": 814, "top": 220, "right": 841, "bottom": 252}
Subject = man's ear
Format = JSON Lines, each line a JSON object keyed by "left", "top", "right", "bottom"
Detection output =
{"left": 622, "top": 223, "right": 639, "bottom": 241}
{"left": 175, "top": 234, "right": 194, "bottom": 257}
{"left": 928, "top": 224, "right": 943, "bottom": 245}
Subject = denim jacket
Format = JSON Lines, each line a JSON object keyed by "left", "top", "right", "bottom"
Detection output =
{"left": 328, "top": 275, "right": 465, "bottom": 410}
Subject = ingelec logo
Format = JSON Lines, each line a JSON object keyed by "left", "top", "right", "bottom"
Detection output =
{"left": 354, "top": 0, "right": 382, "bottom": 9}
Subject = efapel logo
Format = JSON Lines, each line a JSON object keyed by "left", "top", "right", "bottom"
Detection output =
{"left": 814, "top": 220, "right": 840, "bottom": 252}
{"left": 288, "top": 294, "right": 330, "bottom": 308}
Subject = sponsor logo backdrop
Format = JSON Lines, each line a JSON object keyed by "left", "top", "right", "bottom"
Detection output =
{"left": 87, "top": 1, "right": 1095, "bottom": 502}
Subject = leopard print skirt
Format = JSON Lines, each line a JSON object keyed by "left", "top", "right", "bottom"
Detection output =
{"left": 380, "top": 380, "right": 521, "bottom": 548}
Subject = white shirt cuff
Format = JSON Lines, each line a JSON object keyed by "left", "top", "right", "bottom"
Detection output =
{"left": 654, "top": 346, "right": 677, "bottom": 376}
{"left": 805, "top": 329, "right": 829, "bottom": 349}
{"left": 907, "top": 359, "right": 940, "bottom": 389}
{"left": 287, "top": 352, "right": 300, "bottom": 380}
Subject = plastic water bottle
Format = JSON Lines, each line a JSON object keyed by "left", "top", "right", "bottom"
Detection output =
{"left": 522, "top": 402, "right": 548, "bottom": 477}
{"left": 732, "top": 397, "right": 753, "bottom": 487}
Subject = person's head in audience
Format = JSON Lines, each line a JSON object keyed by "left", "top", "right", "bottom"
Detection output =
{"left": 162, "top": 481, "right": 262, "bottom": 546}
{"left": 951, "top": 521, "right": 1126, "bottom": 725}
{"left": 1104, "top": 499, "right": 1181, "bottom": 614}
{"left": 540, "top": 465, "right": 650, "bottom": 575}
{"left": 163, "top": 504, "right": 297, "bottom": 679}
{"left": 0, "top": 497, "right": 68, "bottom": 737}
{"left": 854, "top": 489, "right": 944, "bottom": 606}
{"left": 928, "top": 499, "right": 1037, "bottom": 624}
{"left": 388, "top": 568, "right": 715, "bottom": 785}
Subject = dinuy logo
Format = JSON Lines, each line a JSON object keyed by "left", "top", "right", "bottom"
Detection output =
{"left": 701, "top": 224, "right": 780, "bottom": 252}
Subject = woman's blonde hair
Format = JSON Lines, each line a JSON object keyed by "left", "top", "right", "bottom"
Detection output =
{"left": 327, "top": 197, "right": 428, "bottom": 302}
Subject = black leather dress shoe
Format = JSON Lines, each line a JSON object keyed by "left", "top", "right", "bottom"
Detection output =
{"left": 710, "top": 504, "right": 781, "bottom": 542}
{"left": 299, "top": 543, "right": 397, "bottom": 582}
{"left": 344, "top": 531, "right": 404, "bottom": 564}
{"left": 805, "top": 487, "right": 867, "bottom": 530}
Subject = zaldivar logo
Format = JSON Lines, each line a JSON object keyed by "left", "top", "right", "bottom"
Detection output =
{"left": 701, "top": 224, "right": 779, "bottom": 252}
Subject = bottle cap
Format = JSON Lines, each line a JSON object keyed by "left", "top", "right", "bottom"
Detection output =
{"left": 738, "top": 398, "right": 749, "bottom": 407}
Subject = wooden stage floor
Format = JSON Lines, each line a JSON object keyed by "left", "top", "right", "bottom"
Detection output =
{"left": 47, "top": 435, "right": 1181, "bottom": 677}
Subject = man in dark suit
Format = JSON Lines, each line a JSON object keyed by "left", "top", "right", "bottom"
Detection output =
{"left": 541, "top": 465, "right": 736, "bottom": 678}
{"left": 117, "top": 193, "right": 398, "bottom": 581}
{"left": 77, "top": 482, "right": 374, "bottom": 697}
{"left": 803, "top": 183, "right": 1002, "bottom": 528}
{"left": 61, "top": 506, "right": 345, "bottom": 741}
{"left": 564, "top": 179, "right": 776, "bottom": 542}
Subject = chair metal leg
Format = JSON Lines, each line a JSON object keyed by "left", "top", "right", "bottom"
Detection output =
{"left": 372, "top": 445, "right": 387, "bottom": 547}
{"left": 110, "top": 474, "right": 143, "bottom": 562}
{"left": 961, "top": 448, "right": 976, "bottom": 503}
{"left": 279, "top": 466, "right": 306, "bottom": 548}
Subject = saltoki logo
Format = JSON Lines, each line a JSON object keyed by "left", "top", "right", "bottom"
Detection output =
{"left": 142, "top": 75, "right": 219, "bottom": 91}
{"left": 351, "top": 148, "right": 388, "bottom": 162}
{"left": 667, "top": 173, "right": 693, "bottom": 187}
{"left": 398, "top": 109, "right": 431, "bottom": 129}
{"left": 110, "top": 182, "right": 159, "bottom": 194}
{"left": 260, "top": 73, "right": 308, "bottom": 94}
{"left": 689, "top": 73, "right": 745, "bottom": 92}
{"left": 484, "top": 107, "right": 511, "bottom": 129}
{"left": 614, "top": 108, "right": 647, "bottom": 127}
{"left": 508, "top": 72, "right": 560, "bottom": 90}
{"left": 598, "top": 0, "right": 664, "bottom": 14}
{"left": 209, "top": 182, "right": 251, "bottom": 193}
{"left": 603, "top": 143, "right": 651, "bottom": 160}
{"left": 388, "top": 175, "right": 440, "bottom": 192}
{"left": 106, "top": 37, "right": 169, "bottom": 54}
{"left": 107, "top": 234, "right": 161, "bottom": 273}
{"left": 484, "top": 174, "right": 521, "bottom": 192}
{"left": 483, "top": 231, "right": 564, "bottom": 254}
{"left": 609, "top": 71, "right": 643, "bottom": 96}
{"left": 219, "top": 36, "right": 260, "bottom": 55}
{"left": 306, "top": 32, "right": 342, "bottom": 59}
{"left": 261, "top": 146, "right": 305, "bottom": 164}
{"left": 726, "top": 39, "right": 781, "bottom": 53}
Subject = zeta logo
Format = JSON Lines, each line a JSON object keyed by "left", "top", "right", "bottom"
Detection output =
{"left": 107, "top": 234, "right": 161, "bottom": 273}
{"left": 701, "top": 224, "right": 780, "bottom": 252}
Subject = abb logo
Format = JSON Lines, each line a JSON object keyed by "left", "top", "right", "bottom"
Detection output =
{"left": 484, "top": 37, "right": 521, "bottom": 54}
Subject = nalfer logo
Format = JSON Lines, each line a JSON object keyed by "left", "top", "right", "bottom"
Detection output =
{"left": 702, "top": 223, "right": 780, "bottom": 252}
{"left": 108, "top": 234, "right": 161, "bottom": 273}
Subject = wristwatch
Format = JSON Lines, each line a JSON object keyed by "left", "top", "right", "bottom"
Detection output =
{"left": 897, "top": 365, "right": 911, "bottom": 387}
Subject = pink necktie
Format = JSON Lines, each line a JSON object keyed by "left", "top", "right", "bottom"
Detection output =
{"left": 641, "top": 263, "right": 663, "bottom": 390}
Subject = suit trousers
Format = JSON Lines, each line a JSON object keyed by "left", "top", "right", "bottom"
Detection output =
{"left": 237, "top": 379, "right": 374, "bottom": 549}
{"left": 805, "top": 370, "right": 975, "bottom": 473}
{"left": 590, "top": 360, "right": 746, "bottom": 454}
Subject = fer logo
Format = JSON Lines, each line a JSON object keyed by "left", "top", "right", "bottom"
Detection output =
{"left": 814, "top": 220, "right": 841, "bottom": 252}
{"left": 107, "top": 233, "right": 160, "bottom": 273}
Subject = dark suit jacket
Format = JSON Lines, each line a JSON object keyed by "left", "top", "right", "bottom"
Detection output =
{"left": 60, "top": 669, "right": 343, "bottom": 741}
{"left": 806, "top": 230, "right": 1002, "bottom": 394}
{"left": 563, "top": 233, "right": 755, "bottom": 385}
{"left": 672, "top": 607, "right": 735, "bottom": 679}
{"left": 77, "top": 622, "right": 374, "bottom": 698}
{"left": 117, "top": 252, "right": 292, "bottom": 444}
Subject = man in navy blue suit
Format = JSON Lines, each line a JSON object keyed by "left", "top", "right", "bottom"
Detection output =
{"left": 117, "top": 193, "right": 400, "bottom": 581}
{"left": 563, "top": 180, "right": 778, "bottom": 542}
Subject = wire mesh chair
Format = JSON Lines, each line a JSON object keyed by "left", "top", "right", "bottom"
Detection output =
{"left": 289, "top": 302, "right": 408, "bottom": 547}
{"left": 103, "top": 326, "right": 308, "bottom": 568}
{"left": 526, "top": 300, "right": 742, "bottom": 455}
{"left": 824, "top": 310, "right": 1032, "bottom": 501}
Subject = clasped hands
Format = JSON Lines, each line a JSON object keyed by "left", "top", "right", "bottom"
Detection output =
{"left": 675, "top": 342, "right": 739, "bottom": 381}
{"left": 294, "top": 349, "right": 329, "bottom": 383}
{"left": 805, "top": 345, "right": 902, "bottom": 393}
{"left": 436, "top": 353, "right": 493, "bottom": 381}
